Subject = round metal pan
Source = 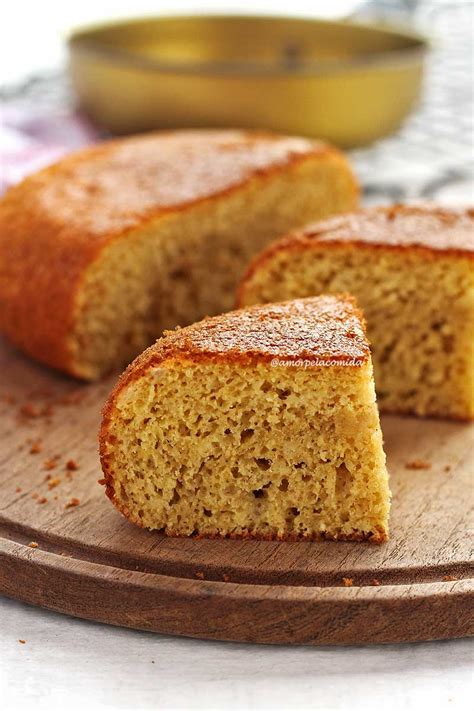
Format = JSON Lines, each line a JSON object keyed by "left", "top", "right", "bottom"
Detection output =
{"left": 68, "top": 15, "right": 427, "bottom": 147}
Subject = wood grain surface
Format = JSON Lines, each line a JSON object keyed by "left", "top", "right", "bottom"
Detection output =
{"left": 0, "top": 338, "right": 472, "bottom": 645}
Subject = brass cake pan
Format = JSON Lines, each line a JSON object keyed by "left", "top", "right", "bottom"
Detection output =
{"left": 68, "top": 15, "right": 427, "bottom": 147}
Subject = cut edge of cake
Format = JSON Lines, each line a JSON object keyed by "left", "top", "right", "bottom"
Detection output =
{"left": 0, "top": 130, "right": 359, "bottom": 381}
{"left": 237, "top": 204, "right": 474, "bottom": 420}
{"left": 100, "top": 296, "right": 390, "bottom": 543}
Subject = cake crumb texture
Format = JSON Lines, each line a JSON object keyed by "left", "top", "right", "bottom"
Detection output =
{"left": 100, "top": 296, "right": 390, "bottom": 542}
{"left": 238, "top": 205, "right": 474, "bottom": 419}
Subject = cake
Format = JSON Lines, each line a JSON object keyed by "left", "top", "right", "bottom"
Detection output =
{"left": 238, "top": 204, "right": 474, "bottom": 420}
{"left": 99, "top": 296, "right": 390, "bottom": 542}
{"left": 0, "top": 130, "right": 358, "bottom": 380}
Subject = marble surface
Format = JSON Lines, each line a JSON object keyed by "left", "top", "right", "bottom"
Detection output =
{"left": 1, "top": 595, "right": 472, "bottom": 711}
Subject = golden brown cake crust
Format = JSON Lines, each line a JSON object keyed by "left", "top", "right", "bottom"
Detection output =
{"left": 4, "top": 130, "right": 331, "bottom": 241}
{"left": 286, "top": 204, "right": 474, "bottom": 252}
{"left": 303, "top": 204, "right": 474, "bottom": 252}
{"left": 239, "top": 204, "right": 474, "bottom": 298}
{"left": 105, "top": 295, "right": 370, "bottom": 393}
{"left": 0, "top": 130, "right": 347, "bottom": 376}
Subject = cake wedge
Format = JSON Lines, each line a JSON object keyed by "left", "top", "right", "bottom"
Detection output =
{"left": 238, "top": 205, "right": 474, "bottom": 419}
{"left": 100, "top": 296, "right": 390, "bottom": 542}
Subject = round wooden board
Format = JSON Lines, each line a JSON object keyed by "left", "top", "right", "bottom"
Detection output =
{"left": 0, "top": 339, "right": 472, "bottom": 646}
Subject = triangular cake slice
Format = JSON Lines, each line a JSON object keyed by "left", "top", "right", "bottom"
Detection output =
{"left": 100, "top": 296, "right": 390, "bottom": 542}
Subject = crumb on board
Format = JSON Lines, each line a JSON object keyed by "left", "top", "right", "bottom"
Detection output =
{"left": 97, "top": 478, "right": 106, "bottom": 486}
{"left": 195, "top": 571, "right": 205, "bottom": 580}
{"left": 43, "top": 456, "right": 60, "bottom": 471}
{"left": 443, "top": 575, "right": 458, "bottom": 582}
{"left": 29, "top": 440, "right": 43, "bottom": 455}
{"left": 37, "top": 496, "right": 48, "bottom": 505}
{"left": 405, "top": 459, "right": 432, "bottom": 470}
{"left": 444, "top": 465, "right": 452, "bottom": 473}
{"left": 65, "top": 497, "right": 80, "bottom": 509}
{"left": 28, "top": 542, "right": 39, "bottom": 549}
{"left": 66, "top": 459, "right": 79, "bottom": 472}
{"left": 15, "top": 487, "right": 22, "bottom": 493}
{"left": 18, "top": 640, "right": 26, "bottom": 644}
{"left": 342, "top": 577, "right": 353, "bottom": 587}
{"left": 47, "top": 478, "right": 61, "bottom": 490}
{"left": 370, "top": 579, "right": 381, "bottom": 586}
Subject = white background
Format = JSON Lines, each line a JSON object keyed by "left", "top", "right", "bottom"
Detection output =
{"left": 1, "top": 1, "right": 473, "bottom": 709}
{"left": 2, "top": 595, "right": 473, "bottom": 711}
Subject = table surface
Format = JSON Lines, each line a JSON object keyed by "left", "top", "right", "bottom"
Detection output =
{"left": 1, "top": 595, "right": 472, "bottom": 711}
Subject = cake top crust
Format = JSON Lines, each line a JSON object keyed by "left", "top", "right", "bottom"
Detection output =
{"left": 270, "top": 204, "right": 474, "bottom": 255}
{"left": 116, "top": 296, "right": 370, "bottom": 389}
{"left": 0, "top": 130, "right": 328, "bottom": 242}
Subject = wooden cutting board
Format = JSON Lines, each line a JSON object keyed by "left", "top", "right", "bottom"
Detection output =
{"left": 0, "top": 338, "right": 472, "bottom": 646}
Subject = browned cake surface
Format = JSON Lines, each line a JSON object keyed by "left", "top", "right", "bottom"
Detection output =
{"left": 0, "top": 129, "right": 356, "bottom": 378}
{"left": 117, "top": 295, "right": 370, "bottom": 388}
{"left": 311, "top": 203, "right": 473, "bottom": 251}
{"left": 246, "top": 204, "right": 474, "bottom": 267}
{"left": 1, "top": 131, "right": 327, "bottom": 243}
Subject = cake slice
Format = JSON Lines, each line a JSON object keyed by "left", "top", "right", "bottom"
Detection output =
{"left": 0, "top": 129, "right": 357, "bottom": 380}
{"left": 100, "top": 296, "right": 390, "bottom": 542}
{"left": 238, "top": 205, "right": 474, "bottom": 420}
